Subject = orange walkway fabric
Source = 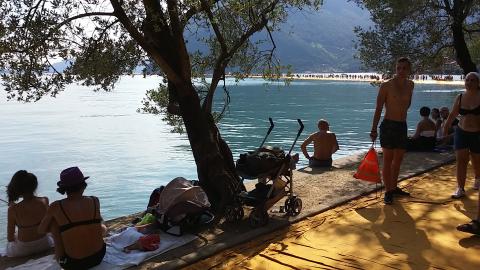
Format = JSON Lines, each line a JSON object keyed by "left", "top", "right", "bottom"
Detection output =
{"left": 186, "top": 164, "right": 480, "bottom": 270}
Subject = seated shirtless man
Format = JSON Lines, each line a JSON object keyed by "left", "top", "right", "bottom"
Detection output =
{"left": 301, "top": 119, "right": 339, "bottom": 167}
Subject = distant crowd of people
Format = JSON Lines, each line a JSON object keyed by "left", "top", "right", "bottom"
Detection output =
{"left": 295, "top": 73, "right": 382, "bottom": 80}
{"left": 300, "top": 58, "right": 480, "bottom": 236}
{"left": 291, "top": 73, "right": 461, "bottom": 82}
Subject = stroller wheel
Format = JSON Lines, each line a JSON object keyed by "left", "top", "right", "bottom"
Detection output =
{"left": 286, "top": 197, "right": 302, "bottom": 216}
{"left": 225, "top": 205, "right": 244, "bottom": 222}
{"left": 249, "top": 207, "right": 269, "bottom": 227}
{"left": 284, "top": 198, "right": 292, "bottom": 214}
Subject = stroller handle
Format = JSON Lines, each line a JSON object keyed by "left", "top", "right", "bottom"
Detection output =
{"left": 259, "top": 117, "right": 275, "bottom": 148}
{"left": 288, "top": 119, "right": 304, "bottom": 154}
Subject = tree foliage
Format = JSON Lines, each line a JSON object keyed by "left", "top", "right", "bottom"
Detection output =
{"left": 0, "top": 0, "right": 323, "bottom": 211}
{"left": 0, "top": 0, "right": 321, "bottom": 103}
{"left": 352, "top": 0, "right": 480, "bottom": 74}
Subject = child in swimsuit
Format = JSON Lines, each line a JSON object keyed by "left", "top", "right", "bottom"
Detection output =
{"left": 5, "top": 170, "right": 53, "bottom": 257}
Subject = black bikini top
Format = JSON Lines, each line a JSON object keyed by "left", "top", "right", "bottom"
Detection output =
{"left": 16, "top": 221, "right": 41, "bottom": 229}
{"left": 58, "top": 196, "right": 102, "bottom": 233}
{"left": 459, "top": 94, "right": 480, "bottom": 115}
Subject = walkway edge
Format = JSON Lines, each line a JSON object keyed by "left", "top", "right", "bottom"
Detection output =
{"left": 156, "top": 155, "right": 455, "bottom": 270}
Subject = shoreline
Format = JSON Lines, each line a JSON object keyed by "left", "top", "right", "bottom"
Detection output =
{"left": 247, "top": 74, "right": 465, "bottom": 85}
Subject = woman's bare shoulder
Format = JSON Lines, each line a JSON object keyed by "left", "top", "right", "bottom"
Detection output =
{"left": 48, "top": 200, "right": 62, "bottom": 211}
{"left": 7, "top": 202, "right": 17, "bottom": 213}
{"left": 34, "top": 196, "right": 49, "bottom": 205}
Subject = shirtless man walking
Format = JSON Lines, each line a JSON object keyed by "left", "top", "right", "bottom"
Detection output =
{"left": 370, "top": 57, "right": 414, "bottom": 204}
{"left": 301, "top": 119, "right": 339, "bottom": 167}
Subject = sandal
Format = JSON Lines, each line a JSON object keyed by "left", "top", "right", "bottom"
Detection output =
{"left": 456, "top": 220, "right": 480, "bottom": 235}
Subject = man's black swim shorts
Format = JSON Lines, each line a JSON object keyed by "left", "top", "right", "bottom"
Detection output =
{"left": 379, "top": 119, "right": 407, "bottom": 149}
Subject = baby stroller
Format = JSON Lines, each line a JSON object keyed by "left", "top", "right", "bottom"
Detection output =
{"left": 154, "top": 177, "right": 214, "bottom": 235}
{"left": 225, "top": 118, "right": 304, "bottom": 227}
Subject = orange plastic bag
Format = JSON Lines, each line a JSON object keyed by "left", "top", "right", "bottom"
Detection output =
{"left": 353, "top": 147, "right": 381, "bottom": 183}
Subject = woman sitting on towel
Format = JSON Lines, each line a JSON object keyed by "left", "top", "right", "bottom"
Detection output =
{"left": 39, "top": 167, "right": 107, "bottom": 270}
{"left": 407, "top": 106, "right": 436, "bottom": 152}
{"left": 5, "top": 170, "right": 53, "bottom": 257}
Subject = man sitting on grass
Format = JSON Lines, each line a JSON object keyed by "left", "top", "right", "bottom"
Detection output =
{"left": 301, "top": 119, "right": 339, "bottom": 168}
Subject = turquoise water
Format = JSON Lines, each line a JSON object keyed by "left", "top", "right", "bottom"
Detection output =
{"left": 0, "top": 77, "right": 462, "bottom": 245}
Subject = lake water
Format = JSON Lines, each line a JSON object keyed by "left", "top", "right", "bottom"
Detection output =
{"left": 0, "top": 76, "right": 462, "bottom": 245}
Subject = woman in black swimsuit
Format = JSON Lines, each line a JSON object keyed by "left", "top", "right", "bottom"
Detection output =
{"left": 39, "top": 167, "right": 107, "bottom": 270}
{"left": 443, "top": 72, "right": 480, "bottom": 235}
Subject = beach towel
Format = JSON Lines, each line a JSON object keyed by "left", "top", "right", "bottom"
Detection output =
{"left": 4, "top": 235, "right": 54, "bottom": 258}
{"left": 97, "top": 227, "right": 197, "bottom": 269}
{"left": 5, "top": 255, "right": 61, "bottom": 270}
{"left": 6, "top": 227, "right": 197, "bottom": 270}
{"left": 353, "top": 147, "right": 381, "bottom": 183}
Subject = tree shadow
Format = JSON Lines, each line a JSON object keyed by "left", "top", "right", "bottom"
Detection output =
{"left": 355, "top": 206, "right": 381, "bottom": 223}
{"left": 453, "top": 194, "right": 476, "bottom": 220}
{"left": 372, "top": 202, "right": 432, "bottom": 270}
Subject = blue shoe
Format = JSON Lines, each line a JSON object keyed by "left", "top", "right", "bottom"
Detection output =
{"left": 384, "top": 191, "right": 393, "bottom": 205}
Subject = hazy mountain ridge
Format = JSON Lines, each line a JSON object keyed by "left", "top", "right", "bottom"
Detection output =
{"left": 51, "top": 1, "right": 371, "bottom": 73}
{"left": 274, "top": 1, "right": 371, "bottom": 72}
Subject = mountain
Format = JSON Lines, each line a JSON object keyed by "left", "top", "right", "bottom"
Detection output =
{"left": 50, "top": 1, "right": 371, "bottom": 73}
{"left": 273, "top": 0, "right": 372, "bottom": 72}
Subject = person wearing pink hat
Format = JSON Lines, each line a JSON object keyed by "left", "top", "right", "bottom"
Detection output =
{"left": 39, "top": 167, "right": 107, "bottom": 270}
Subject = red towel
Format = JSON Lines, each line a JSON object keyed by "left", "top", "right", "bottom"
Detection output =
{"left": 138, "top": 234, "right": 160, "bottom": 251}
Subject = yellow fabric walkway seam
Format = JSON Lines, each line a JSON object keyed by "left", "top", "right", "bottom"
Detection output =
{"left": 186, "top": 164, "right": 480, "bottom": 270}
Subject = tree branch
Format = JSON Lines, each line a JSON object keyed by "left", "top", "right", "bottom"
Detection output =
{"left": 6, "top": 11, "right": 115, "bottom": 54}
{"left": 183, "top": 4, "right": 203, "bottom": 28}
{"left": 464, "top": 28, "right": 480, "bottom": 33}
{"left": 443, "top": 0, "right": 453, "bottom": 15}
{"left": 226, "top": 1, "right": 278, "bottom": 60}
{"left": 432, "top": 43, "right": 454, "bottom": 59}
{"left": 200, "top": 0, "right": 228, "bottom": 55}
{"left": 166, "top": 0, "right": 192, "bottom": 80}
{"left": 110, "top": 0, "right": 181, "bottom": 84}
{"left": 24, "top": 0, "right": 45, "bottom": 28}
{"left": 58, "top": 12, "right": 116, "bottom": 29}
{"left": 203, "top": 0, "right": 280, "bottom": 112}
{"left": 142, "top": 0, "right": 169, "bottom": 31}
{"left": 82, "top": 20, "right": 120, "bottom": 63}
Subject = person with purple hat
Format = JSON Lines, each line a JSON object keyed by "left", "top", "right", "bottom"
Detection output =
{"left": 39, "top": 167, "right": 107, "bottom": 270}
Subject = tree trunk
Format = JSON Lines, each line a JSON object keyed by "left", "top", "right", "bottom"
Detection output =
{"left": 142, "top": 19, "right": 243, "bottom": 214}
{"left": 174, "top": 82, "right": 243, "bottom": 213}
{"left": 451, "top": 21, "right": 478, "bottom": 74}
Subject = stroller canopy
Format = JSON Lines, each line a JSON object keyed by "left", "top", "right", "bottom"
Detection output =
{"left": 157, "top": 177, "right": 211, "bottom": 222}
